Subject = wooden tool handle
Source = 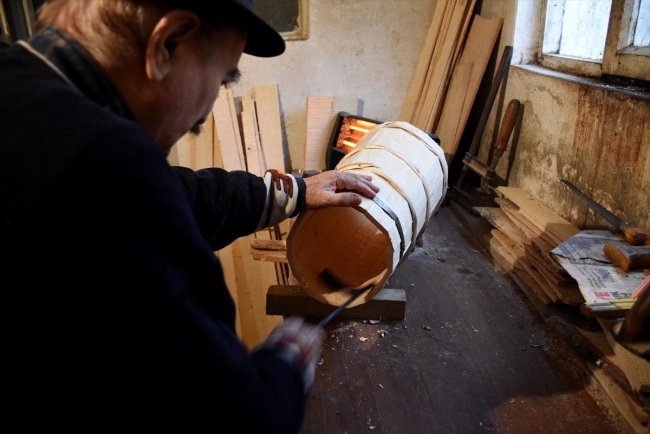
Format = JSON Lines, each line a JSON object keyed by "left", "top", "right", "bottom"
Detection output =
{"left": 619, "top": 225, "right": 650, "bottom": 246}
{"left": 488, "top": 99, "right": 521, "bottom": 172}
{"left": 617, "top": 278, "right": 650, "bottom": 343}
{"left": 604, "top": 243, "right": 650, "bottom": 272}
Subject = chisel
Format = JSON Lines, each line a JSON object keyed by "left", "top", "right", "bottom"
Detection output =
{"left": 317, "top": 289, "right": 366, "bottom": 327}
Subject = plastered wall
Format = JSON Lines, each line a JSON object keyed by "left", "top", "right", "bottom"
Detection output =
{"left": 478, "top": 1, "right": 650, "bottom": 229}
{"left": 230, "top": 0, "right": 437, "bottom": 171}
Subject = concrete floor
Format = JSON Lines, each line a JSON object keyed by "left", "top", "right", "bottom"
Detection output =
{"left": 300, "top": 204, "right": 621, "bottom": 434}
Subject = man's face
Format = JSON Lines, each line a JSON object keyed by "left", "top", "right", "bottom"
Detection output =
{"left": 158, "top": 26, "right": 246, "bottom": 154}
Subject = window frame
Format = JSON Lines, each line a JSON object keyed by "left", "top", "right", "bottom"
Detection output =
{"left": 602, "top": 0, "right": 650, "bottom": 80}
{"left": 538, "top": 0, "right": 650, "bottom": 81}
{"left": 276, "top": 0, "right": 309, "bottom": 42}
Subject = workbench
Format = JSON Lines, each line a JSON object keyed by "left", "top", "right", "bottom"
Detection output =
{"left": 299, "top": 205, "right": 620, "bottom": 434}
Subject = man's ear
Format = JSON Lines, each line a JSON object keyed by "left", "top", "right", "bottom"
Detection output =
{"left": 145, "top": 10, "right": 202, "bottom": 82}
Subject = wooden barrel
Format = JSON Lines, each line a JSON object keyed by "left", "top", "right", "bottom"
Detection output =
{"left": 287, "top": 122, "right": 448, "bottom": 307}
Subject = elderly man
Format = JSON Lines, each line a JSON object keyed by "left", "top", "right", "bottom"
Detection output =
{"left": 0, "top": 0, "right": 378, "bottom": 431}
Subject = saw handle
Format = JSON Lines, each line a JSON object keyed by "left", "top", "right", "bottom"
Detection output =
{"left": 488, "top": 99, "right": 521, "bottom": 172}
{"left": 618, "top": 225, "right": 650, "bottom": 246}
{"left": 604, "top": 243, "right": 650, "bottom": 271}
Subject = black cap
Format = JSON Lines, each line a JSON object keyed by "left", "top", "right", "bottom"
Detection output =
{"left": 158, "top": 0, "right": 286, "bottom": 58}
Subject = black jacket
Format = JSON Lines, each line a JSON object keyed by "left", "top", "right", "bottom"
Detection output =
{"left": 0, "top": 40, "right": 304, "bottom": 432}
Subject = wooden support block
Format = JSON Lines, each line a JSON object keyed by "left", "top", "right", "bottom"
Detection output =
{"left": 266, "top": 285, "right": 406, "bottom": 320}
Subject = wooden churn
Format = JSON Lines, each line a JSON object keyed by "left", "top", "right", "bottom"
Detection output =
{"left": 287, "top": 122, "right": 448, "bottom": 307}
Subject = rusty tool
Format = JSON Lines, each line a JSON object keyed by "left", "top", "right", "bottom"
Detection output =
{"left": 560, "top": 180, "right": 650, "bottom": 246}
{"left": 460, "top": 99, "right": 521, "bottom": 196}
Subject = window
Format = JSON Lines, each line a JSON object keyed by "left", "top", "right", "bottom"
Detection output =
{"left": 540, "top": 0, "right": 650, "bottom": 81}
{"left": 256, "top": 0, "right": 309, "bottom": 41}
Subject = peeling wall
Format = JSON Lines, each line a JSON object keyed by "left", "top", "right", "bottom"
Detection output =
{"left": 478, "top": 1, "right": 650, "bottom": 229}
{"left": 230, "top": 0, "right": 437, "bottom": 171}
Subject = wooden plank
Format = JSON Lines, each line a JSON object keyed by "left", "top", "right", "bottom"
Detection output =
{"left": 412, "top": 2, "right": 455, "bottom": 127}
{"left": 525, "top": 244, "right": 576, "bottom": 285}
{"left": 241, "top": 95, "right": 264, "bottom": 176}
{"left": 598, "top": 319, "right": 650, "bottom": 394}
{"left": 254, "top": 84, "right": 286, "bottom": 172}
{"left": 167, "top": 143, "right": 180, "bottom": 167}
{"left": 231, "top": 237, "right": 262, "bottom": 350}
{"left": 267, "top": 285, "right": 406, "bottom": 320}
{"left": 213, "top": 88, "right": 245, "bottom": 172}
{"left": 211, "top": 111, "right": 224, "bottom": 169}
{"left": 525, "top": 247, "right": 584, "bottom": 305}
{"left": 491, "top": 228, "right": 525, "bottom": 262}
{"left": 175, "top": 132, "right": 195, "bottom": 169}
{"left": 497, "top": 198, "right": 560, "bottom": 249}
{"left": 304, "top": 96, "right": 334, "bottom": 171}
{"left": 251, "top": 249, "right": 288, "bottom": 263}
{"left": 194, "top": 112, "right": 215, "bottom": 170}
{"left": 304, "top": 96, "right": 361, "bottom": 172}
{"left": 415, "top": 0, "right": 477, "bottom": 132}
{"left": 499, "top": 202, "right": 574, "bottom": 282}
{"left": 435, "top": 14, "right": 503, "bottom": 160}
{"left": 474, "top": 207, "right": 529, "bottom": 250}
{"left": 491, "top": 236, "right": 555, "bottom": 305}
{"left": 216, "top": 247, "right": 241, "bottom": 338}
{"left": 251, "top": 239, "right": 286, "bottom": 251}
{"left": 434, "top": 62, "right": 474, "bottom": 163}
{"left": 518, "top": 253, "right": 563, "bottom": 304}
{"left": 400, "top": 0, "right": 451, "bottom": 122}
{"left": 497, "top": 187, "right": 581, "bottom": 244}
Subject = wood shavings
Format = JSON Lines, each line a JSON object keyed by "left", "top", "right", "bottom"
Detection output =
{"left": 359, "top": 337, "right": 368, "bottom": 342}
{"left": 378, "top": 330, "right": 387, "bottom": 337}
{"left": 423, "top": 325, "right": 431, "bottom": 330}
{"left": 317, "top": 358, "right": 324, "bottom": 366}
{"left": 379, "top": 383, "right": 384, "bottom": 388}
{"left": 369, "top": 319, "right": 380, "bottom": 325}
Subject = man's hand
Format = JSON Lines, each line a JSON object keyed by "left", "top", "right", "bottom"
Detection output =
{"left": 256, "top": 316, "right": 324, "bottom": 393}
{"left": 304, "top": 170, "right": 380, "bottom": 209}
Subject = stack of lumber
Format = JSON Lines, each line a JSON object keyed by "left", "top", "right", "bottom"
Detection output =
{"left": 473, "top": 187, "right": 583, "bottom": 307}
{"left": 399, "top": 0, "right": 479, "bottom": 133}
{"left": 304, "top": 96, "right": 361, "bottom": 172}
{"left": 471, "top": 187, "right": 650, "bottom": 413}
{"left": 452, "top": 193, "right": 650, "bottom": 431}
{"left": 169, "top": 84, "right": 289, "bottom": 350}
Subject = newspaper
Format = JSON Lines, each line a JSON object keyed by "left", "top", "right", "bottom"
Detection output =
{"left": 551, "top": 230, "right": 649, "bottom": 303}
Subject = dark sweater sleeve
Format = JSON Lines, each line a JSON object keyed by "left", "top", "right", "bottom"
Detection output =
{"left": 172, "top": 166, "right": 267, "bottom": 251}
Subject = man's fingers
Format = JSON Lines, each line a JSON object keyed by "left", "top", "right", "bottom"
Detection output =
{"left": 337, "top": 172, "right": 380, "bottom": 197}
{"left": 330, "top": 192, "right": 362, "bottom": 208}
